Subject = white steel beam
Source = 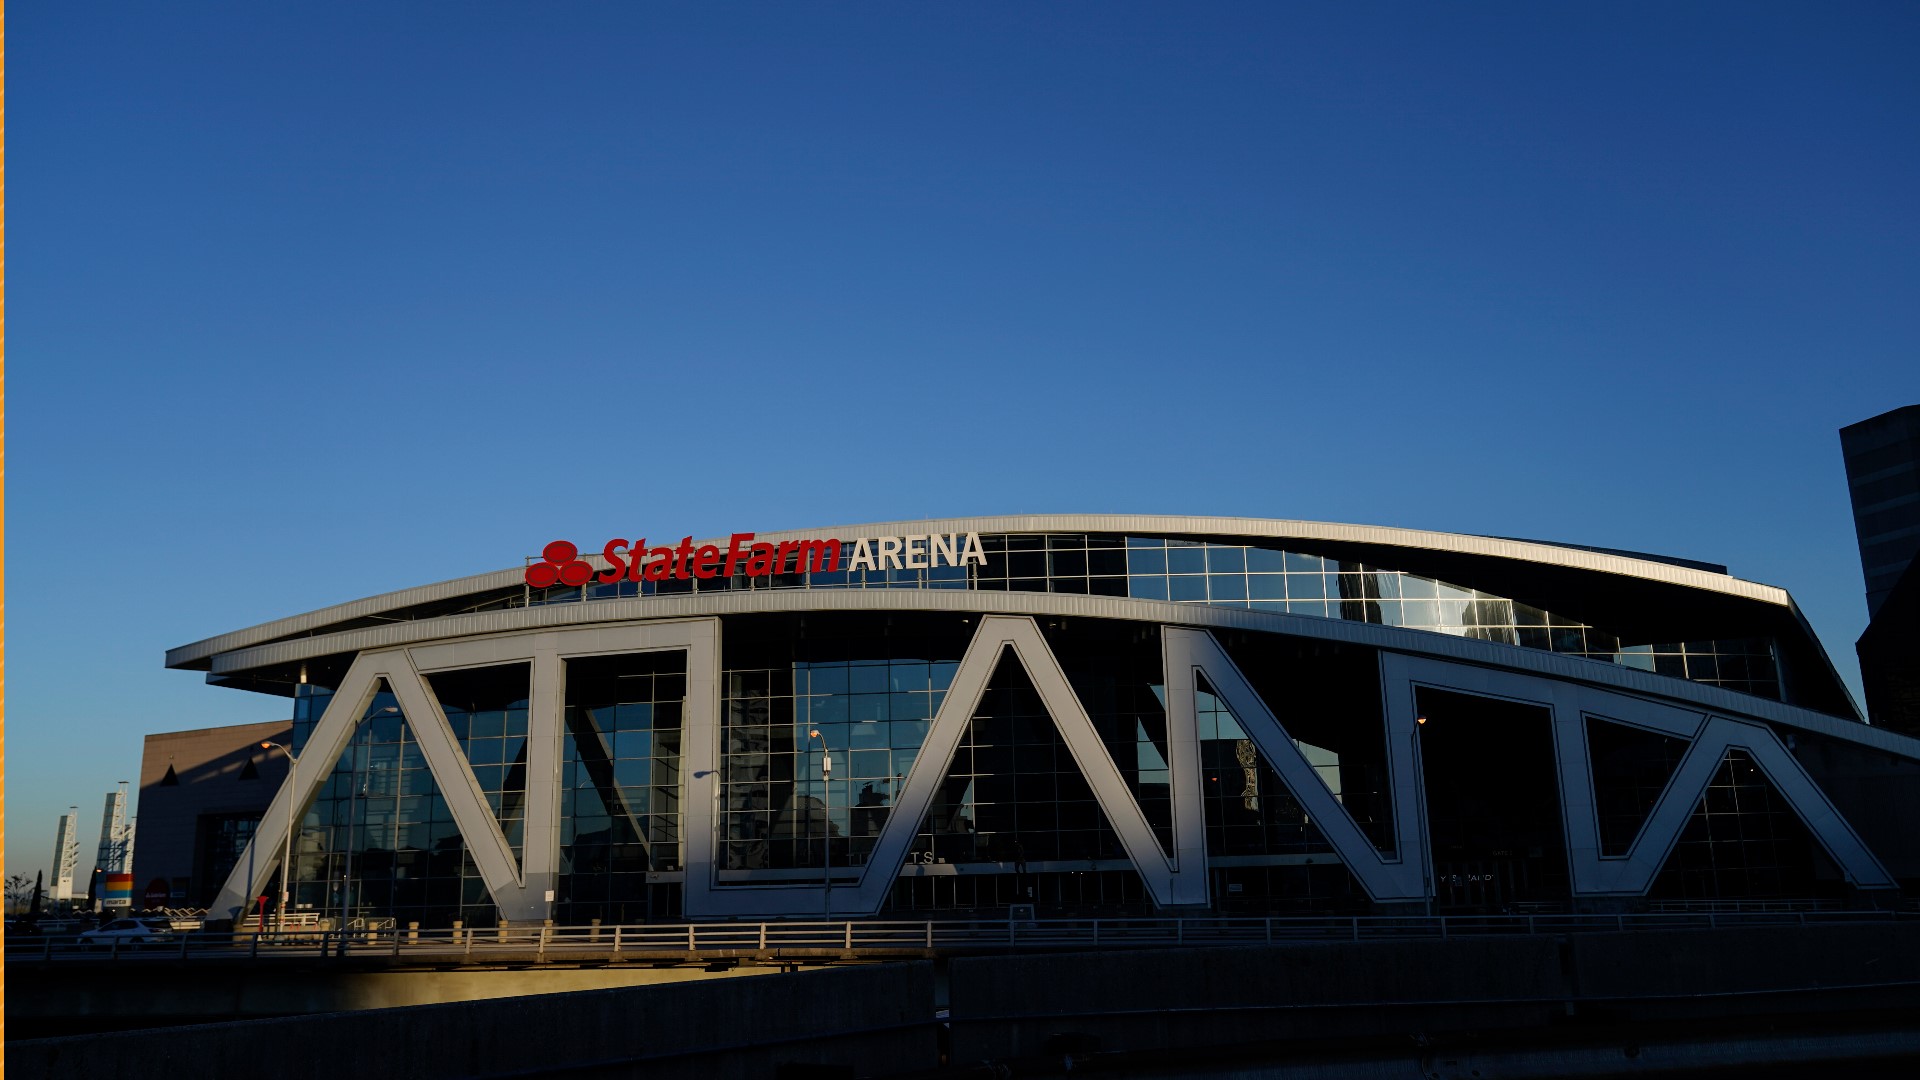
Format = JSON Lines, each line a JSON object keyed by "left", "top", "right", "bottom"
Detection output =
{"left": 217, "top": 620, "right": 721, "bottom": 925}
{"left": 687, "top": 615, "right": 1205, "bottom": 917}
{"left": 1382, "top": 654, "right": 1894, "bottom": 896}
{"left": 1172, "top": 629, "right": 1428, "bottom": 901}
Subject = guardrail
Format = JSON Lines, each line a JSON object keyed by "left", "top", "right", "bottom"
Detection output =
{"left": 10, "top": 909, "right": 1916, "bottom": 965}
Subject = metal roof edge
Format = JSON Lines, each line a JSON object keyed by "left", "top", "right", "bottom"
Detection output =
{"left": 167, "top": 514, "right": 1792, "bottom": 668}
{"left": 199, "top": 587, "right": 1908, "bottom": 758}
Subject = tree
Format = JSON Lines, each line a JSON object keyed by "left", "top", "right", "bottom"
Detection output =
{"left": 5, "top": 873, "right": 36, "bottom": 915}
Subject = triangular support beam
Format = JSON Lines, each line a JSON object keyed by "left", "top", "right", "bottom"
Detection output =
{"left": 1165, "top": 628, "right": 1429, "bottom": 901}
{"left": 1380, "top": 653, "right": 1894, "bottom": 896}
{"left": 212, "top": 651, "right": 533, "bottom": 921}
{"left": 687, "top": 615, "right": 1210, "bottom": 916}
{"left": 214, "top": 620, "right": 720, "bottom": 923}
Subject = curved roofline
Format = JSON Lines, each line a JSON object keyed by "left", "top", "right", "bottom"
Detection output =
{"left": 195, "top": 585, "right": 1891, "bottom": 748}
{"left": 167, "top": 513, "right": 1792, "bottom": 668}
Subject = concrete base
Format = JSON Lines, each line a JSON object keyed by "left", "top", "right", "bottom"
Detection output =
{"left": 9, "top": 962, "right": 937, "bottom": 1080}
{"left": 9, "top": 960, "right": 777, "bottom": 1034}
{"left": 946, "top": 922, "right": 1920, "bottom": 1062}
{"left": 15, "top": 923, "right": 1920, "bottom": 1078}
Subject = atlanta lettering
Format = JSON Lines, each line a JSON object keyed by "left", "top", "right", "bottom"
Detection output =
{"left": 525, "top": 532, "right": 987, "bottom": 589}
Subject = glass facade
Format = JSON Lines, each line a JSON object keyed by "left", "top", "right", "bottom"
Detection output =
{"left": 717, "top": 614, "right": 972, "bottom": 874}
{"left": 291, "top": 681, "right": 334, "bottom": 756}
{"left": 525, "top": 532, "right": 1782, "bottom": 701}
{"left": 1215, "top": 632, "right": 1396, "bottom": 854}
{"left": 1195, "top": 674, "right": 1336, "bottom": 858}
{"left": 906, "top": 652, "right": 1133, "bottom": 868}
{"left": 557, "top": 651, "right": 685, "bottom": 924}
{"left": 193, "top": 813, "right": 261, "bottom": 907}
{"left": 288, "top": 683, "right": 499, "bottom": 928}
{"left": 1040, "top": 621, "right": 1173, "bottom": 854}
{"left": 1415, "top": 688, "right": 1570, "bottom": 910}
{"left": 430, "top": 664, "right": 531, "bottom": 867}
{"left": 1586, "top": 717, "right": 1690, "bottom": 857}
{"left": 1791, "top": 732, "right": 1920, "bottom": 891}
{"left": 250, "top": 605, "right": 1870, "bottom": 925}
{"left": 1650, "top": 749, "right": 1836, "bottom": 900}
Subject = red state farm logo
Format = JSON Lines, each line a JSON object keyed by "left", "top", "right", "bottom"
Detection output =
{"left": 525, "top": 540, "right": 593, "bottom": 588}
{"left": 523, "top": 530, "right": 983, "bottom": 589}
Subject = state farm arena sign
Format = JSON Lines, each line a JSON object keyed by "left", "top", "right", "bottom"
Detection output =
{"left": 526, "top": 531, "right": 988, "bottom": 588}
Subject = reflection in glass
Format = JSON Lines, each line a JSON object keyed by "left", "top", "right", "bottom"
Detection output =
{"left": 430, "top": 664, "right": 531, "bottom": 866}
{"left": 1586, "top": 717, "right": 1690, "bottom": 856}
{"left": 909, "top": 649, "right": 1135, "bottom": 868}
{"left": 558, "top": 652, "right": 685, "bottom": 925}
{"left": 1650, "top": 749, "right": 1837, "bottom": 900}
{"left": 289, "top": 681, "right": 496, "bottom": 930}
{"left": 719, "top": 613, "right": 972, "bottom": 872}
{"left": 527, "top": 532, "right": 1786, "bottom": 703}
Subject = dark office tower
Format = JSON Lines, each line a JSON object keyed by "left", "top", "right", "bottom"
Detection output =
{"left": 1842, "top": 405, "right": 1920, "bottom": 735}
{"left": 1857, "top": 566, "right": 1920, "bottom": 736}
{"left": 1841, "top": 405, "right": 1920, "bottom": 618}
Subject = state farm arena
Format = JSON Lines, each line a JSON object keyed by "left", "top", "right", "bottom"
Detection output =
{"left": 164, "top": 516, "right": 1920, "bottom": 927}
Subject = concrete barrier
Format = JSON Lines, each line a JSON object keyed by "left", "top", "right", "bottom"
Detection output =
{"left": 10, "top": 960, "right": 777, "bottom": 1032}
{"left": 1568, "top": 921, "right": 1920, "bottom": 999}
{"left": 946, "top": 923, "right": 1920, "bottom": 1062}
{"left": 10, "top": 961, "right": 939, "bottom": 1080}
{"left": 18, "top": 923, "right": 1920, "bottom": 1076}
{"left": 948, "top": 936, "right": 1565, "bottom": 1060}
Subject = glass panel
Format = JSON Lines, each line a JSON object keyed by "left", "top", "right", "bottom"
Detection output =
{"left": 428, "top": 661, "right": 533, "bottom": 868}
{"left": 1121, "top": 549, "right": 1167, "bottom": 576}
{"left": 1650, "top": 749, "right": 1839, "bottom": 901}
{"left": 1217, "top": 633, "right": 1395, "bottom": 854}
{"left": 1206, "top": 547, "right": 1246, "bottom": 573}
{"left": 1585, "top": 716, "right": 1690, "bottom": 857}
{"left": 1790, "top": 731, "right": 1920, "bottom": 882}
{"left": 1042, "top": 621, "right": 1172, "bottom": 855}
{"left": 559, "top": 650, "right": 686, "bottom": 926}
{"left": 1208, "top": 575, "right": 1247, "bottom": 601}
{"left": 1129, "top": 576, "right": 1169, "bottom": 601}
{"left": 908, "top": 648, "right": 1138, "bottom": 869}
{"left": 1167, "top": 547, "right": 1207, "bottom": 575}
{"left": 288, "top": 681, "right": 497, "bottom": 930}
{"left": 721, "top": 612, "right": 973, "bottom": 871}
{"left": 1169, "top": 575, "right": 1208, "bottom": 602}
{"left": 1414, "top": 688, "right": 1568, "bottom": 910}
{"left": 1194, "top": 673, "right": 1337, "bottom": 859}
{"left": 532, "top": 533, "right": 1785, "bottom": 702}
{"left": 1245, "top": 547, "right": 1288, "bottom": 573}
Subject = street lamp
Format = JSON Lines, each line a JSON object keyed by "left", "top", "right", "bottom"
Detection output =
{"left": 692, "top": 768, "right": 724, "bottom": 885}
{"left": 258, "top": 741, "right": 301, "bottom": 937}
{"left": 807, "top": 728, "right": 833, "bottom": 920}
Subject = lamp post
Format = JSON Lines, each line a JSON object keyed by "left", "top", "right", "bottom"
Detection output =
{"left": 692, "top": 768, "right": 724, "bottom": 893}
{"left": 807, "top": 728, "right": 832, "bottom": 921}
{"left": 258, "top": 741, "right": 301, "bottom": 937}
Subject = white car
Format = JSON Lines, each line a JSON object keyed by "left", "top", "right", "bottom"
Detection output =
{"left": 79, "top": 918, "right": 176, "bottom": 945}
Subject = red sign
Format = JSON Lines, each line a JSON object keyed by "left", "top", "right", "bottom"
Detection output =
{"left": 527, "top": 531, "right": 986, "bottom": 589}
{"left": 144, "top": 878, "right": 171, "bottom": 908}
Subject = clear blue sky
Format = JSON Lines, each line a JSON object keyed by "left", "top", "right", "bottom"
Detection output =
{"left": 10, "top": 3, "right": 1918, "bottom": 884}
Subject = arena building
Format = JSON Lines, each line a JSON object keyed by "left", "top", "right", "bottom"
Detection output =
{"left": 163, "top": 515, "right": 1920, "bottom": 927}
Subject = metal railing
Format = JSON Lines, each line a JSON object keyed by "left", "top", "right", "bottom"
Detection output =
{"left": 9, "top": 909, "right": 1914, "bottom": 965}
{"left": 1644, "top": 898, "right": 1852, "bottom": 913}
